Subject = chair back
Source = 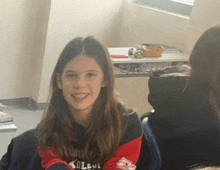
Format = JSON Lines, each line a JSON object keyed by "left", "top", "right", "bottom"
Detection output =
{"left": 142, "top": 117, "right": 162, "bottom": 170}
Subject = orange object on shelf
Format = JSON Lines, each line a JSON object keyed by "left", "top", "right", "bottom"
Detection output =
{"left": 111, "top": 55, "right": 128, "bottom": 59}
{"left": 143, "top": 46, "right": 164, "bottom": 57}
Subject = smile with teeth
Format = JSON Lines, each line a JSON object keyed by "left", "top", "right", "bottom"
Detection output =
{"left": 72, "top": 93, "right": 89, "bottom": 100}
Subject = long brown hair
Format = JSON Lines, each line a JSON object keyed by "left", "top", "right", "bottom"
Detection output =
{"left": 189, "top": 25, "right": 220, "bottom": 115}
{"left": 36, "top": 36, "right": 128, "bottom": 165}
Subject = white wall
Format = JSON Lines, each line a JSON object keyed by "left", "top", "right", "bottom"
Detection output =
{"left": 120, "top": 0, "right": 220, "bottom": 54}
{"left": 26, "top": 0, "right": 51, "bottom": 101}
{"left": 37, "top": 0, "right": 124, "bottom": 103}
{"left": 0, "top": 0, "right": 50, "bottom": 101}
{"left": 119, "top": 0, "right": 189, "bottom": 53}
{"left": 186, "top": 0, "right": 220, "bottom": 53}
{"left": 115, "top": 77, "right": 153, "bottom": 115}
{"left": 1, "top": 0, "right": 34, "bottom": 100}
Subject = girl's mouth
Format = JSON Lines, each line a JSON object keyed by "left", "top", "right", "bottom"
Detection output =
{"left": 72, "top": 93, "right": 89, "bottom": 100}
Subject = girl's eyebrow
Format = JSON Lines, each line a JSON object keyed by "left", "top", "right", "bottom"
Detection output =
{"left": 65, "top": 70, "right": 77, "bottom": 73}
{"left": 65, "top": 70, "right": 100, "bottom": 73}
{"left": 88, "top": 70, "right": 99, "bottom": 72}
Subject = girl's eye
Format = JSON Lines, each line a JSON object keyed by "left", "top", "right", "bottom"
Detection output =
{"left": 66, "top": 74, "right": 77, "bottom": 78}
{"left": 87, "top": 73, "right": 96, "bottom": 77}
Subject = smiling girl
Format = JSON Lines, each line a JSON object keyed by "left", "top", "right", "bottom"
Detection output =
{"left": 0, "top": 36, "right": 143, "bottom": 170}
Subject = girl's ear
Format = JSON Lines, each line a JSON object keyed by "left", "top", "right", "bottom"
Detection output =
{"left": 57, "top": 73, "right": 62, "bottom": 89}
{"left": 101, "top": 81, "right": 107, "bottom": 88}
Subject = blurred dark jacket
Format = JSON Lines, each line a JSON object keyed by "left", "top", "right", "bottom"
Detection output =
{"left": 148, "top": 67, "right": 220, "bottom": 169}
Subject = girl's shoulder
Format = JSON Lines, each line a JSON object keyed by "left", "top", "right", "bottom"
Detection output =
{"left": 7, "top": 129, "right": 39, "bottom": 156}
{"left": 13, "top": 129, "right": 38, "bottom": 145}
{"left": 124, "top": 110, "right": 140, "bottom": 124}
{"left": 121, "top": 110, "right": 143, "bottom": 145}
{"left": 1, "top": 129, "right": 42, "bottom": 170}
{"left": 120, "top": 107, "right": 141, "bottom": 126}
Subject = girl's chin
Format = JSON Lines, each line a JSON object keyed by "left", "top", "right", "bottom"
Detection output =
{"left": 69, "top": 104, "right": 93, "bottom": 114}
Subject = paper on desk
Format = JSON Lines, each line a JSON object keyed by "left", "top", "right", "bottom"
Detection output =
{"left": 0, "top": 123, "right": 17, "bottom": 132}
{"left": 0, "top": 111, "right": 14, "bottom": 123}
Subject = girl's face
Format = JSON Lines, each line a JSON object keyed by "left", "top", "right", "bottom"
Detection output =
{"left": 57, "top": 55, "right": 105, "bottom": 115}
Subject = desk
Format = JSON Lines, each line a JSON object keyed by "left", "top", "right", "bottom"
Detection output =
{"left": 109, "top": 47, "right": 188, "bottom": 114}
{"left": 108, "top": 47, "right": 189, "bottom": 77}
{"left": 109, "top": 47, "right": 189, "bottom": 63}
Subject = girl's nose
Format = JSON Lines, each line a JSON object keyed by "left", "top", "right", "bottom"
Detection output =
{"left": 73, "top": 76, "right": 86, "bottom": 88}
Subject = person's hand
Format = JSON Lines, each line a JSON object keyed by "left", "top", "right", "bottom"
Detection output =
{"left": 38, "top": 147, "right": 74, "bottom": 170}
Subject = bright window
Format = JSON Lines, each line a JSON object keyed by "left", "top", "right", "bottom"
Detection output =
{"left": 170, "top": 0, "right": 194, "bottom": 6}
{"left": 135, "top": 0, "right": 194, "bottom": 16}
